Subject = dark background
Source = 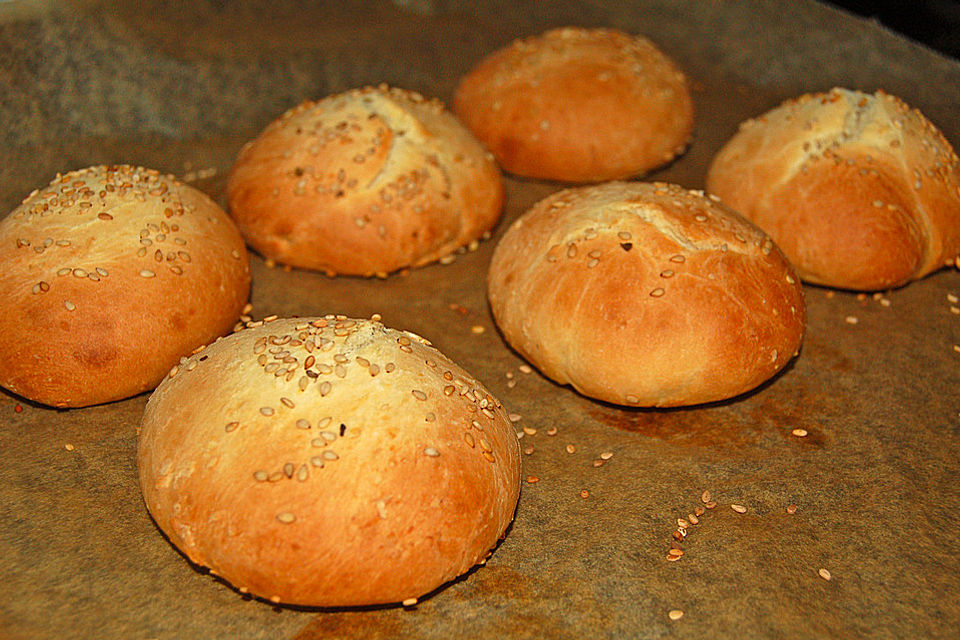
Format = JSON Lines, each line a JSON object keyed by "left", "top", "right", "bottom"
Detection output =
{"left": 829, "top": 0, "right": 960, "bottom": 58}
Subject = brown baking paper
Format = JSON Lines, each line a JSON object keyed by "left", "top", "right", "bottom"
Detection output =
{"left": 2, "top": 1, "right": 959, "bottom": 638}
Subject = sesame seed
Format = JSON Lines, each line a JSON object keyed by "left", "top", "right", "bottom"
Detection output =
{"left": 818, "top": 568, "right": 832, "bottom": 581}
{"left": 526, "top": 475, "right": 540, "bottom": 483}
{"left": 276, "top": 512, "right": 296, "bottom": 524}
{"left": 319, "top": 381, "right": 332, "bottom": 396}
{"left": 522, "top": 426, "right": 537, "bottom": 435}
{"left": 705, "top": 501, "right": 717, "bottom": 509}
{"left": 668, "top": 548, "right": 684, "bottom": 557}
{"left": 668, "top": 609, "right": 684, "bottom": 621}
{"left": 845, "top": 316, "right": 858, "bottom": 324}
{"left": 322, "top": 450, "right": 339, "bottom": 460}
{"left": 579, "top": 489, "right": 589, "bottom": 498}
{"left": 139, "top": 269, "right": 156, "bottom": 278}
{"left": 792, "top": 428, "right": 808, "bottom": 437}
{"left": 566, "top": 444, "right": 576, "bottom": 454}
{"left": 464, "top": 432, "right": 476, "bottom": 447}
{"left": 482, "top": 451, "right": 495, "bottom": 462}
{"left": 259, "top": 407, "right": 275, "bottom": 416}
{"left": 731, "top": 504, "right": 747, "bottom": 513}
{"left": 650, "top": 288, "right": 665, "bottom": 297}
{"left": 402, "top": 598, "right": 417, "bottom": 607}
{"left": 786, "top": 504, "right": 798, "bottom": 514}
{"left": 701, "top": 490, "right": 711, "bottom": 503}
{"left": 296, "top": 419, "right": 311, "bottom": 429}
{"left": 64, "top": 300, "right": 76, "bottom": 311}
{"left": 599, "top": 451, "right": 613, "bottom": 460}
{"left": 424, "top": 447, "right": 440, "bottom": 457}
{"left": 65, "top": 443, "right": 75, "bottom": 451}
{"left": 225, "top": 421, "right": 240, "bottom": 432}
{"left": 508, "top": 413, "right": 521, "bottom": 423}
{"left": 253, "top": 470, "right": 268, "bottom": 482}
{"left": 412, "top": 389, "right": 427, "bottom": 401}
{"left": 518, "top": 365, "right": 532, "bottom": 374}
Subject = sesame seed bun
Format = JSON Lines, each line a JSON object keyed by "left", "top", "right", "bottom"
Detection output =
{"left": 0, "top": 165, "right": 250, "bottom": 408}
{"left": 706, "top": 88, "right": 960, "bottom": 291}
{"left": 226, "top": 85, "right": 504, "bottom": 276}
{"left": 487, "top": 182, "right": 806, "bottom": 407}
{"left": 137, "top": 316, "right": 521, "bottom": 607}
{"left": 452, "top": 27, "right": 693, "bottom": 183}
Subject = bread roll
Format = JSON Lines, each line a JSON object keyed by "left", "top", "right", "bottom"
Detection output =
{"left": 453, "top": 27, "right": 693, "bottom": 182}
{"left": 487, "top": 182, "right": 805, "bottom": 407}
{"left": 706, "top": 88, "right": 960, "bottom": 290}
{"left": 226, "top": 85, "right": 504, "bottom": 276}
{"left": 138, "top": 316, "right": 521, "bottom": 607}
{"left": 0, "top": 165, "right": 250, "bottom": 408}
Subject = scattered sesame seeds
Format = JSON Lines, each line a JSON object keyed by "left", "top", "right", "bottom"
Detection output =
{"left": 731, "top": 504, "right": 747, "bottom": 514}
{"left": 818, "top": 568, "right": 832, "bottom": 581}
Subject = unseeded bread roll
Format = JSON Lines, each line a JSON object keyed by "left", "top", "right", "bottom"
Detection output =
{"left": 706, "top": 88, "right": 960, "bottom": 290}
{"left": 488, "top": 182, "right": 805, "bottom": 407}
{"left": 227, "top": 85, "right": 504, "bottom": 276}
{"left": 138, "top": 316, "right": 521, "bottom": 607}
{"left": 453, "top": 27, "right": 693, "bottom": 182}
{"left": 0, "top": 165, "right": 250, "bottom": 408}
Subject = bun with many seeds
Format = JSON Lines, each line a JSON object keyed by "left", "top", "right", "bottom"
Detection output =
{"left": 137, "top": 316, "right": 522, "bottom": 607}
{"left": 227, "top": 85, "right": 504, "bottom": 276}
{"left": 0, "top": 165, "right": 250, "bottom": 407}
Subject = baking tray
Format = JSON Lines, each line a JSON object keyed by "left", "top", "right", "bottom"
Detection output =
{"left": 2, "top": 1, "right": 959, "bottom": 638}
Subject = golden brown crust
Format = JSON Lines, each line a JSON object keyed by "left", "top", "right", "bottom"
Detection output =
{"left": 0, "top": 165, "right": 250, "bottom": 407}
{"left": 706, "top": 88, "right": 960, "bottom": 290}
{"left": 453, "top": 27, "right": 693, "bottom": 182}
{"left": 226, "top": 85, "right": 504, "bottom": 276}
{"left": 487, "top": 182, "right": 805, "bottom": 407}
{"left": 137, "top": 316, "right": 521, "bottom": 607}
